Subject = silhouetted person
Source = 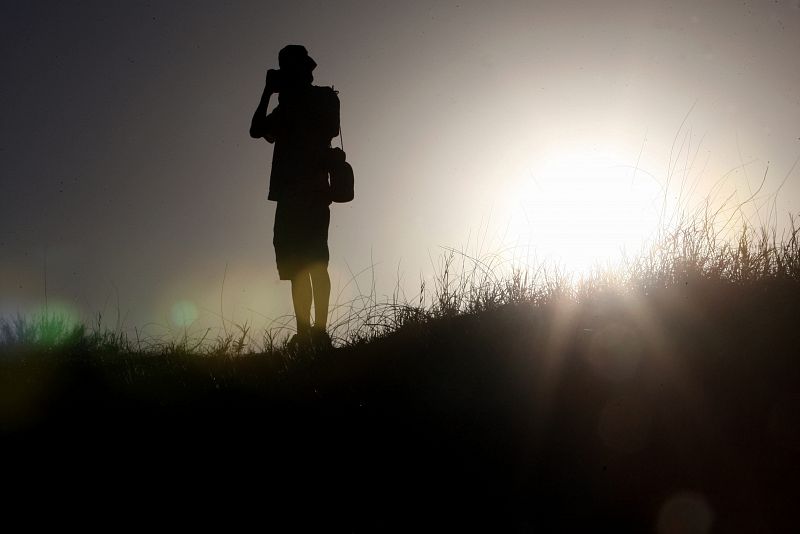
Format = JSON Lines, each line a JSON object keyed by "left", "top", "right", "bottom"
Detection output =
{"left": 250, "top": 45, "right": 340, "bottom": 348}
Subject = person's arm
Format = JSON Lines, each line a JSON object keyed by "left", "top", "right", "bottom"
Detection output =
{"left": 250, "top": 70, "right": 281, "bottom": 141}
{"left": 249, "top": 87, "right": 272, "bottom": 139}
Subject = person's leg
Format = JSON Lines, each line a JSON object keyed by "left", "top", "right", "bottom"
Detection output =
{"left": 309, "top": 263, "right": 331, "bottom": 330}
{"left": 291, "top": 270, "right": 313, "bottom": 336}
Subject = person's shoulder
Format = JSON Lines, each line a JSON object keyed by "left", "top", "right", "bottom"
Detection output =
{"left": 312, "top": 85, "right": 339, "bottom": 102}
{"left": 311, "top": 84, "right": 337, "bottom": 94}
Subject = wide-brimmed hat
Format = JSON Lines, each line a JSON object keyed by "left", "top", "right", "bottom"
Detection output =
{"left": 278, "top": 44, "right": 317, "bottom": 72}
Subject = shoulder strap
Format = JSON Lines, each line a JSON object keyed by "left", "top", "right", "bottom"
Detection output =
{"left": 331, "top": 85, "right": 344, "bottom": 151}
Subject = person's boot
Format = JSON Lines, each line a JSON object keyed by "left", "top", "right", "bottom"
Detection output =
{"left": 288, "top": 325, "right": 312, "bottom": 351}
{"left": 310, "top": 326, "right": 333, "bottom": 351}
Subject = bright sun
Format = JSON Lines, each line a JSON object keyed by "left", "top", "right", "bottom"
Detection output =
{"left": 508, "top": 149, "right": 664, "bottom": 274}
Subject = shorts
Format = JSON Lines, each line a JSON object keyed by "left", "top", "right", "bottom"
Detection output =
{"left": 273, "top": 199, "right": 330, "bottom": 280}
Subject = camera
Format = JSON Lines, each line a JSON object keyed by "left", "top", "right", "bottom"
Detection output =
{"left": 266, "top": 68, "right": 283, "bottom": 93}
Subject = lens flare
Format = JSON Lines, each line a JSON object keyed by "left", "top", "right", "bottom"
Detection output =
{"left": 170, "top": 300, "right": 198, "bottom": 327}
{"left": 585, "top": 323, "right": 643, "bottom": 382}
{"left": 36, "top": 300, "right": 80, "bottom": 325}
{"left": 657, "top": 491, "right": 714, "bottom": 534}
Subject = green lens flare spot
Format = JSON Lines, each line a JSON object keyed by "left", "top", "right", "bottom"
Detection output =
{"left": 171, "top": 300, "right": 198, "bottom": 328}
{"left": 37, "top": 301, "right": 80, "bottom": 325}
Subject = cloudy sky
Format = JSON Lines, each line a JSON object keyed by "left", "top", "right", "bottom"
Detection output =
{"left": 2, "top": 0, "right": 799, "bottom": 336}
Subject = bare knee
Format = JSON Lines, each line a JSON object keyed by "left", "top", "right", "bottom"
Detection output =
{"left": 309, "top": 263, "right": 330, "bottom": 281}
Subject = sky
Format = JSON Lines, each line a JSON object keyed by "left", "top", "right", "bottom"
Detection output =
{"left": 2, "top": 0, "right": 799, "bottom": 338}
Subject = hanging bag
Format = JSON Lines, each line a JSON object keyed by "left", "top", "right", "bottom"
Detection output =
{"left": 328, "top": 145, "right": 354, "bottom": 203}
{"left": 326, "top": 91, "right": 354, "bottom": 203}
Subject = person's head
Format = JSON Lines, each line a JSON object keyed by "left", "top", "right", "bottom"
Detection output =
{"left": 278, "top": 45, "right": 316, "bottom": 88}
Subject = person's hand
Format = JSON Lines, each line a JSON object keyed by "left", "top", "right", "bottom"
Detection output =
{"left": 265, "top": 69, "right": 281, "bottom": 94}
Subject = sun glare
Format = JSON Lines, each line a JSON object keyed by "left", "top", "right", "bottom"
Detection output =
{"left": 510, "top": 149, "right": 664, "bottom": 274}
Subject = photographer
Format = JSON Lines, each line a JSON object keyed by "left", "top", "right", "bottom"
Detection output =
{"left": 250, "top": 45, "right": 340, "bottom": 348}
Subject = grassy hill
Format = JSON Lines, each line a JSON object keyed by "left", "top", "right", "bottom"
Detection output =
{"left": 2, "top": 220, "right": 799, "bottom": 531}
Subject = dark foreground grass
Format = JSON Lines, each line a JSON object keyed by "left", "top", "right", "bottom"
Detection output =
{"left": 2, "top": 219, "right": 799, "bottom": 531}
